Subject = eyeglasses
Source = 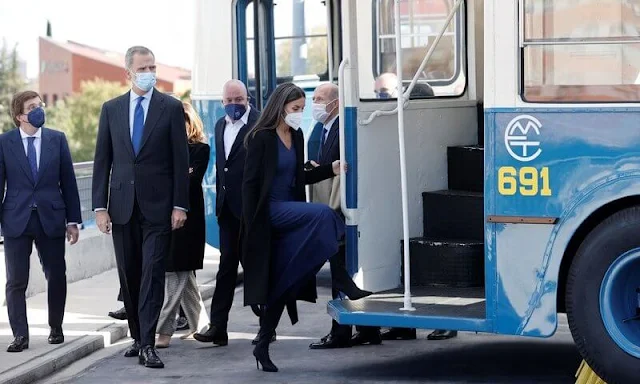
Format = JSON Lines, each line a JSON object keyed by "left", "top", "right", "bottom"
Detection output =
{"left": 23, "top": 103, "right": 46, "bottom": 114}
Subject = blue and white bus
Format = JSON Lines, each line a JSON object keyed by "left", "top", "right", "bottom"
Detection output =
{"left": 193, "top": 1, "right": 640, "bottom": 382}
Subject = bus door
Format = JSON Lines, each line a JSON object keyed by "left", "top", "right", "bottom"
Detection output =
{"left": 236, "top": 0, "right": 341, "bottom": 156}
{"left": 330, "top": 0, "right": 494, "bottom": 332}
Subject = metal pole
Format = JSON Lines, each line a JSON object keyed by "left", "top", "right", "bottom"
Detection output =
{"left": 326, "top": 0, "right": 334, "bottom": 82}
{"left": 395, "top": 0, "right": 415, "bottom": 312}
{"left": 253, "top": 0, "right": 263, "bottom": 110}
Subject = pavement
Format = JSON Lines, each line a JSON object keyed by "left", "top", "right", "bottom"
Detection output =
{"left": 0, "top": 244, "right": 230, "bottom": 384}
{"left": 0, "top": 242, "right": 583, "bottom": 384}
{"left": 36, "top": 286, "right": 582, "bottom": 384}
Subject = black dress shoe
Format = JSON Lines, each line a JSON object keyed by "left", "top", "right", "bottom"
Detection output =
{"left": 7, "top": 336, "right": 29, "bottom": 352}
{"left": 380, "top": 327, "right": 417, "bottom": 341}
{"left": 350, "top": 330, "right": 382, "bottom": 346}
{"left": 108, "top": 307, "right": 127, "bottom": 320}
{"left": 427, "top": 330, "right": 458, "bottom": 340}
{"left": 252, "top": 330, "right": 276, "bottom": 345}
{"left": 193, "top": 324, "right": 229, "bottom": 346}
{"left": 175, "top": 316, "right": 189, "bottom": 331}
{"left": 124, "top": 341, "right": 141, "bottom": 357}
{"left": 48, "top": 327, "right": 64, "bottom": 344}
{"left": 138, "top": 345, "right": 164, "bottom": 368}
{"left": 309, "top": 333, "right": 351, "bottom": 349}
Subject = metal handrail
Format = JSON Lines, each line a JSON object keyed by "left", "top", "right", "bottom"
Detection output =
{"left": 359, "top": 0, "right": 464, "bottom": 126}
{"left": 395, "top": 0, "right": 414, "bottom": 312}
{"left": 338, "top": 58, "right": 355, "bottom": 222}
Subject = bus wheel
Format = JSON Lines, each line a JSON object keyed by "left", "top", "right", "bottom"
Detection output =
{"left": 566, "top": 207, "right": 640, "bottom": 384}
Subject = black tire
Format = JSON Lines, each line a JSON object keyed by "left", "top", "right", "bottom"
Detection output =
{"left": 566, "top": 207, "right": 640, "bottom": 384}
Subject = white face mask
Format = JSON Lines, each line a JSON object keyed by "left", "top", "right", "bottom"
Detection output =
{"left": 312, "top": 103, "right": 329, "bottom": 123}
{"left": 284, "top": 112, "right": 303, "bottom": 129}
{"left": 312, "top": 100, "right": 337, "bottom": 124}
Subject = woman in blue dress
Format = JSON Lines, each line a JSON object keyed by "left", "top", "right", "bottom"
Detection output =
{"left": 241, "top": 83, "right": 345, "bottom": 372}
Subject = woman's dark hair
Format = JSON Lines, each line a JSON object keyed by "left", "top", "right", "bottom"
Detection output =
{"left": 244, "top": 82, "right": 306, "bottom": 148}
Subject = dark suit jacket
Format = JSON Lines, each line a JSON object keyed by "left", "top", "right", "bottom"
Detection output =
{"left": 215, "top": 107, "right": 259, "bottom": 219}
{"left": 317, "top": 117, "right": 340, "bottom": 165}
{"left": 0, "top": 128, "right": 82, "bottom": 238}
{"left": 241, "top": 128, "right": 334, "bottom": 310}
{"left": 92, "top": 89, "right": 189, "bottom": 225}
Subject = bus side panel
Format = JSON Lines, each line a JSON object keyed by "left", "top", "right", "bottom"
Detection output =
{"left": 488, "top": 108, "right": 640, "bottom": 337}
{"left": 193, "top": 99, "right": 226, "bottom": 248}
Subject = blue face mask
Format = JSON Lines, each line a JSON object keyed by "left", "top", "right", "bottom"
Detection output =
{"left": 377, "top": 92, "right": 391, "bottom": 99}
{"left": 225, "top": 103, "right": 247, "bottom": 121}
{"left": 26, "top": 107, "right": 45, "bottom": 129}
{"left": 133, "top": 72, "right": 157, "bottom": 92}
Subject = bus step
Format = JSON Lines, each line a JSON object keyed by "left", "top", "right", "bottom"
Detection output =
{"left": 447, "top": 145, "right": 484, "bottom": 193}
{"left": 402, "top": 237, "right": 484, "bottom": 288}
{"left": 328, "top": 286, "right": 488, "bottom": 331}
{"left": 423, "top": 190, "right": 484, "bottom": 241}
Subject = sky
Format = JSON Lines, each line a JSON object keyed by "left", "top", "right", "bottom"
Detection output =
{"left": 0, "top": 0, "right": 195, "bottom": 79}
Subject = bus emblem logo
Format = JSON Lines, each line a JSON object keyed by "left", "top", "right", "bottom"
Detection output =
{"left": 504, "top": 115, "right": 542, "bottom": 162}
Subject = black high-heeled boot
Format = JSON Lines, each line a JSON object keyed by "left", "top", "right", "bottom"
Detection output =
{"left": 253, "top": 333, "right": 278, "bottom": 372}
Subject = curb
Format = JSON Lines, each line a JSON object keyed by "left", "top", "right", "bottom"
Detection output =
{"left": 2, "top": 269, "right": 244, "bottom": 384}
{"left": 0, "top": 323, "right": 128, "bottom": 384}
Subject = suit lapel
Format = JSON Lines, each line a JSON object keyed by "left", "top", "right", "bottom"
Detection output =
{"left": 215, "top": 119, "right": 226, "bottom": 167}
{"left": 138, "top": 89, "right": 165, "bottom": 154}
{"left": 9, "top": 129, "right": 35, "bottom": 184}
{"left": 35, "top": 129, "right": 55, "bottom": 186}
{"left": 118, "top": 93, "right": 135, "bottom": 159}
{"left": 322, "top": 118, "right": 339, "bottom": 163}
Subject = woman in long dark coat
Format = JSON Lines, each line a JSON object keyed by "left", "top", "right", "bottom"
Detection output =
{"left": 242, "top": 83, "right": 345, "bottom": 372}
{"left": 156, "top": 101, "right": 211, "bottom": 348}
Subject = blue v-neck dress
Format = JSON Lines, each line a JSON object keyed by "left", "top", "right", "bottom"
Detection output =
{"left": 267, "top": 137, "right": 345, "bottom": 304}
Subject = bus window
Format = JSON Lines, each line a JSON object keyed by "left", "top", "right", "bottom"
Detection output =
{"left": 372, "top": 0, "right": 466, "bottom": 99}
{"left": 273, "top": 0, "right": 329, "bottom": 85}
{"left": 522, "top": 0, "right": 640, "bottom": 103}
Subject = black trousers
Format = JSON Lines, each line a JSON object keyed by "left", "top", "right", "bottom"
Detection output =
{"left": 5, "top": 211, "right": 66, "bottom": 338}
{"left": 209, "top": 203, "right": 241, "bottom": 330}
{"left": 111, "top": 201, "right": 171, "bottom": 347}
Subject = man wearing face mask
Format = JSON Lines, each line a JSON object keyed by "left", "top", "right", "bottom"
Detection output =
{"left": 2, "top": 91, "right": 82, "bottom": 353}
{"left": 92, "top": 46, "right": 189, "bottom": 368}
{"left": 194, "top": 79, "right": 266, "bottom": 346}
{"left": 307, "top": 83, "right": 380, "bottom": 350}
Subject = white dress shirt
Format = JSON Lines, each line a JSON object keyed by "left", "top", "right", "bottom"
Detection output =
{"left": 129, "top": 88, "right": 153, "bottom": 137}
{"left": 223, "top": 105, "right": 251, "bottom": 160}
{"left": 19, "top": 127, "right": 41, "bottom": 168}
{"left": 20, "top": 128, "right": 77, "bottom": 226}
{"left": 95, "top": 88, "right": 186, "bottom": 213}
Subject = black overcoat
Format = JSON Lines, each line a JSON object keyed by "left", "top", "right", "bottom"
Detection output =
{"left": 240, "top": 127, "right": 334, "bottom": 321}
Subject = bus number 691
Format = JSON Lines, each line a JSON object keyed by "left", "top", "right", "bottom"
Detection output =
{"left": 498, "top": 166, "right": 552, "bottom": 196}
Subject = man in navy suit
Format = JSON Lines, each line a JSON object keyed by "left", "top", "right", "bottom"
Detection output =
{"left": 2, "top": 90, "right": 82, "bottom": 352}
{"left": 306, "top": 83, "right": 379, "bottom": 350}
{"left": 92, "top": 46, "right": 189, "bottom": 368}
{"left": 194, "top": 80, "right": 262, "bottom": 345}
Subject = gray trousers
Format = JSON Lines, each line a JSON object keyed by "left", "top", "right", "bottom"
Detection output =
{"left": 156, "top": 271, "right": 209, "bottom": 336}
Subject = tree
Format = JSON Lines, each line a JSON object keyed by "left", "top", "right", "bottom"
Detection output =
{"left": 0, "top": 41, "right": 26, "bottom": 132}
{"left": 276, "top": 26, "right": 328, "bottom": 78}
{"left": 47, "top": 79, "right": 127, "bottom": 162}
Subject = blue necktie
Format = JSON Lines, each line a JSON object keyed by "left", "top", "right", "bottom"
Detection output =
{"left": 318, "top": 127, "right": 328, "bottom": 163}
{"left": 27, "top": 137, "right": 37, "bottom": 181}
{"left": 132, "top": 96, "right": 145, "bottom": 155}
